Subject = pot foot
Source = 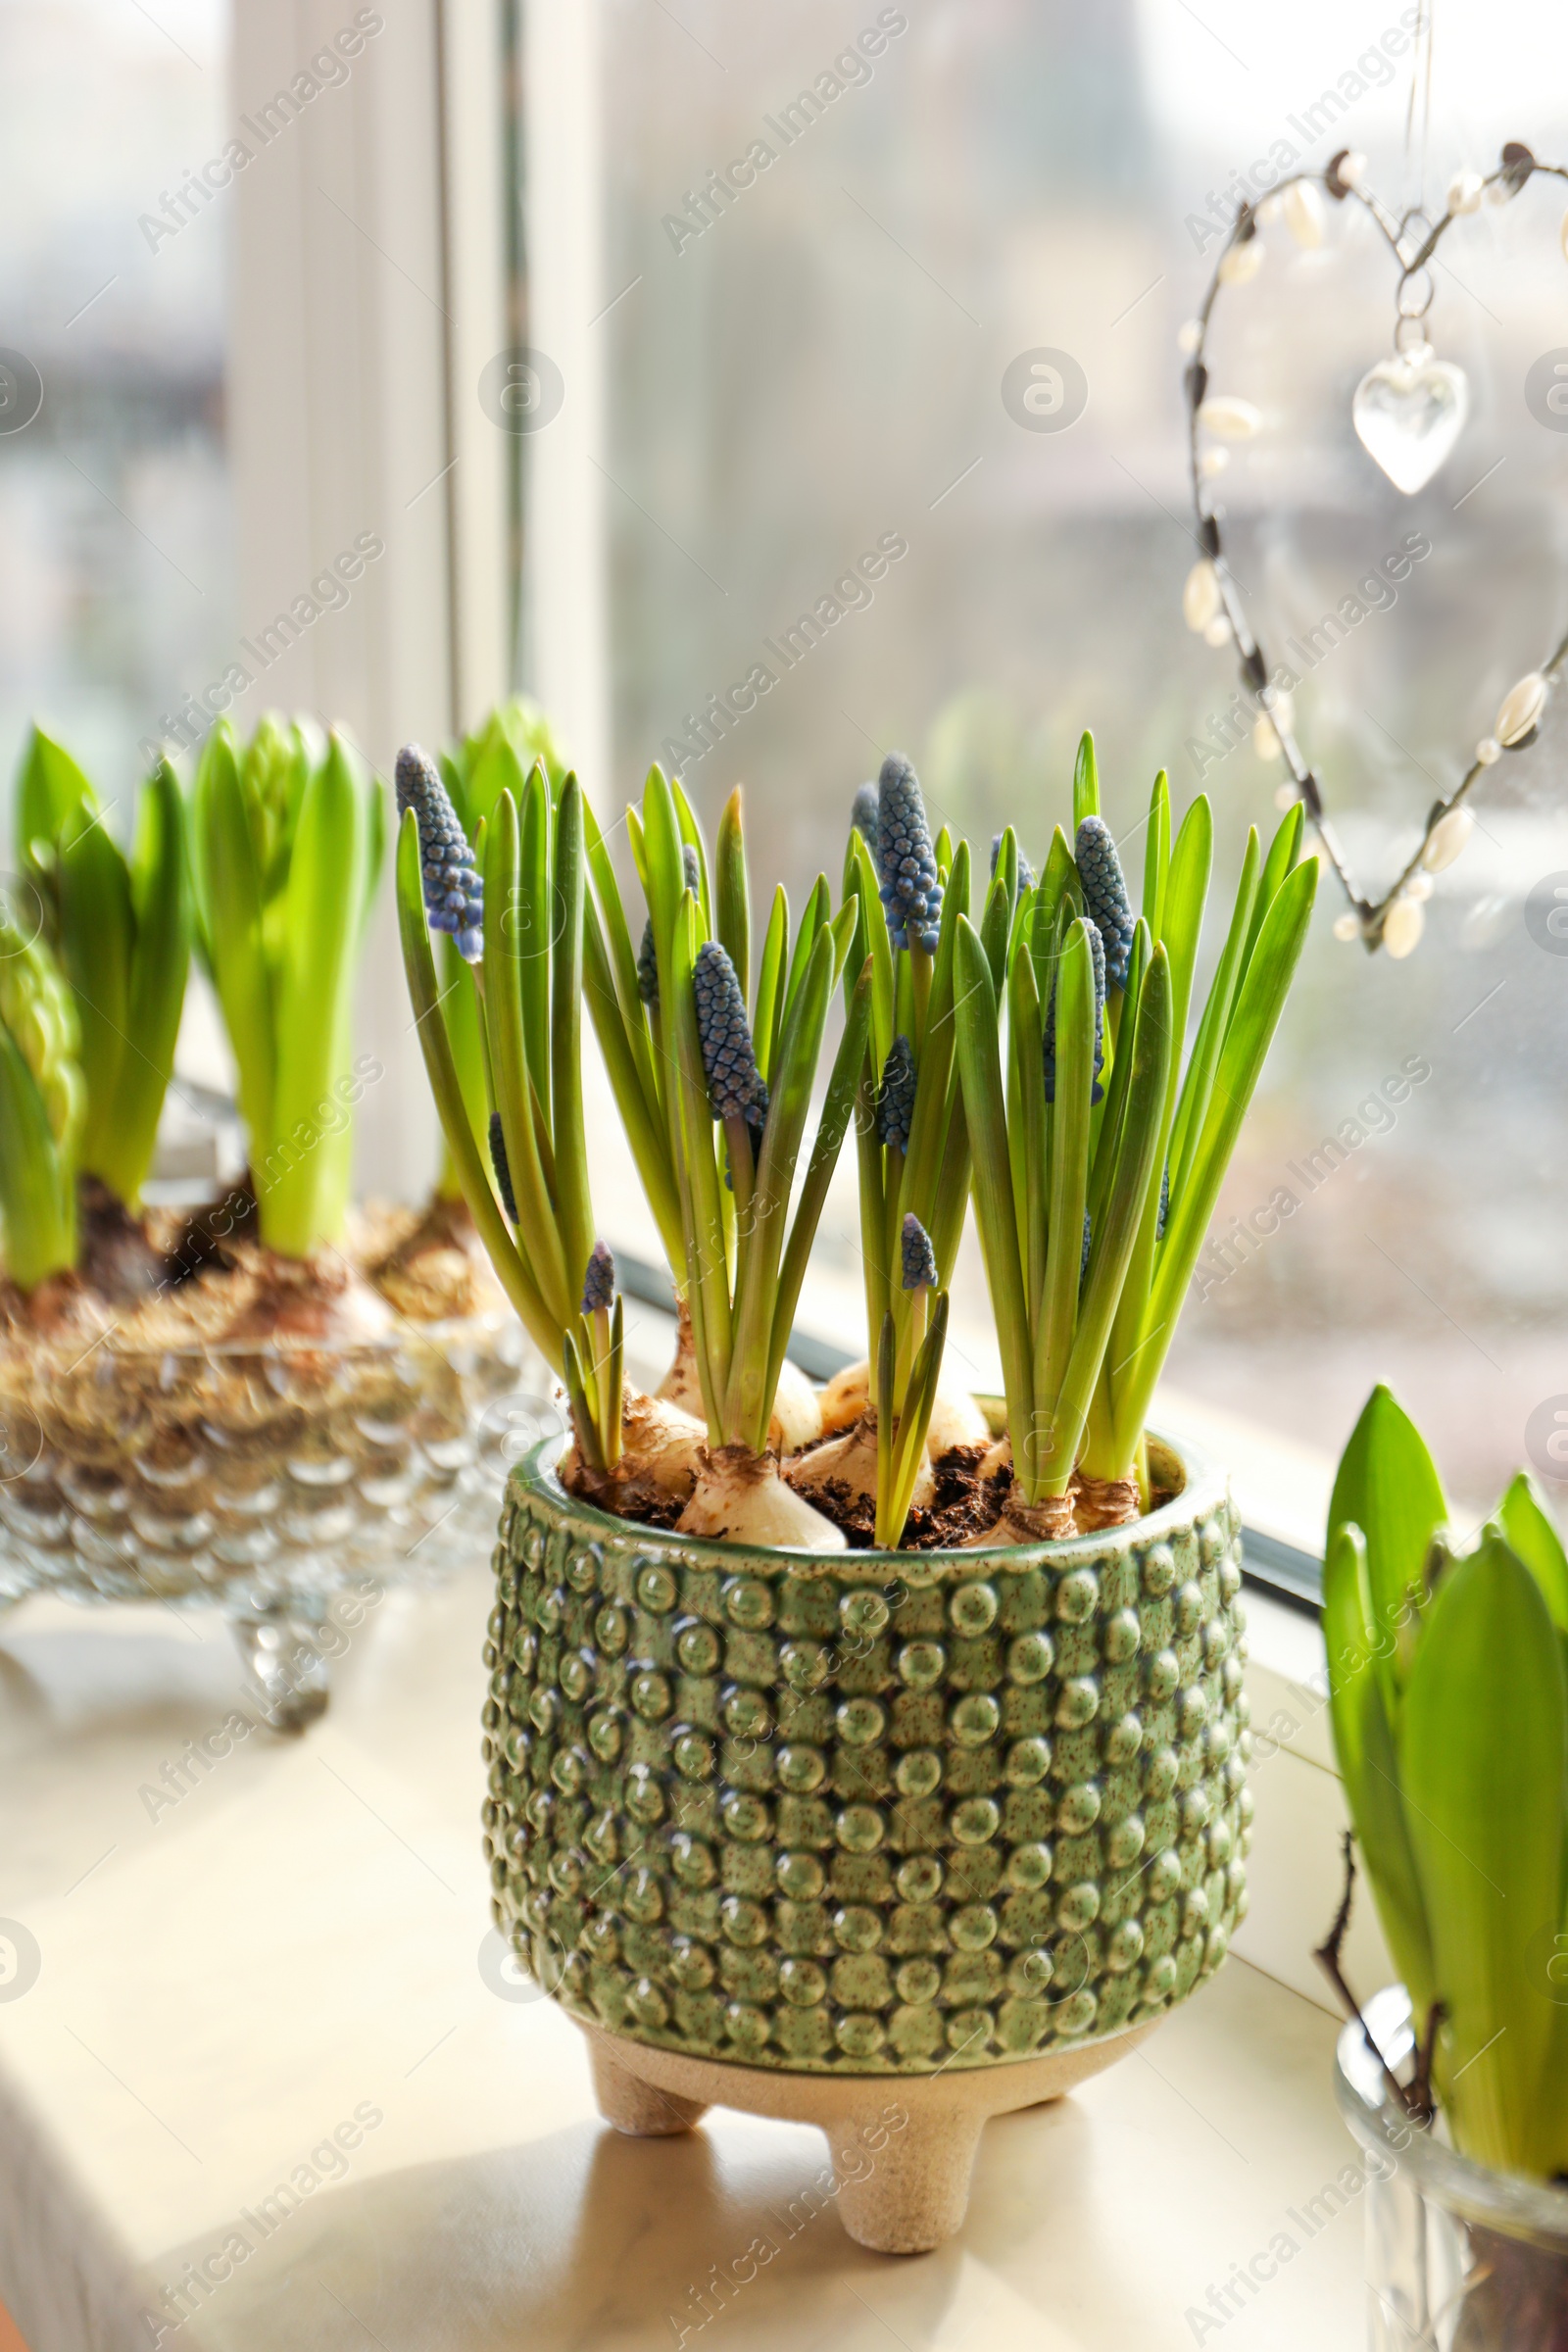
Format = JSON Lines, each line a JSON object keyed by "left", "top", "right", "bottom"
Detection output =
{"left": 828, "top": 2110, "right": 985, "bottom": 2254}
{"left": 228, "top": 1603, "right": 334, "bottom": 1735}
{"left": 588, "top": 2038, "right": 708, "bottom": 2136}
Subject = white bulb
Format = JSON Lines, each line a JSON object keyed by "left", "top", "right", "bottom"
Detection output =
{"left": 1257, "top": 192, "right": 1283, "bottom": 226}
{"left": 1198, "top": 395, "right": 1262, "bottom": 440}
{"left": 1495, "top": 671, "right": 1548, "bottom": 747}
{"left": 1383, "top": 896, "right": 1425, "bottom": 958}
{"left": 1339, "top": 152, "right": 1367, "bottom": 191}
{"left": 1253, "top": 715, "right": 1285, "bottom": 760}
{"left": 1218, "top": 239, "right": 1264, "bottom": 285}
{"left": 1177, "top": 318, "right": 1201, "bottom": 356}
{"left": 1200, "top": 447, "right": 1230, "bottom": 479}
{"left": 1475, "top": 736, "right": 1501, "bottom": 766}
{"left": 1261, "top": 688, "right": 1295, "bottom": 731}
{"left": 1422, "top": 807, "right": 1474, "bottom": 871}
{"left": 1283, "top": 181, "right": 1324, "bottom": 248}
{"left": 1203, "top": 614, "right": 1232, "bottom": 648}
{"left": 1448, "top": 170, "right": 1485, "bottom": 216}
{"left": 1405, "top": 871, "right": 1434, "bottom": 903}
{"left": 1333, "top": 911, "right": 1360, "bottom": 942}
{"left": 1183, "top": 560, "right": 1223, "bottom": 632}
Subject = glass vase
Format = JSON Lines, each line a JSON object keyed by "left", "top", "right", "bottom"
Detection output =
{"left": 1335, "top": 1987, "right": 1568, "bottom": 2351}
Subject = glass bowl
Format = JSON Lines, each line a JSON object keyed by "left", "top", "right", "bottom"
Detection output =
{"left": 1335, "top": 1986, "right": 1568, "bottom": 2350}
{"left": 0, "top": 1308, "right": 563, "bottom": 1731}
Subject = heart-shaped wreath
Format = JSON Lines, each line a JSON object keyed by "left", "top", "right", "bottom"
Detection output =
{"left": 1182, "top": 140, "right": 1568, "bottom": 956}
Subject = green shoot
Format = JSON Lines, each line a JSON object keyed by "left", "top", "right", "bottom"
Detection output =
{"left": 0, "top": 914, "right": 84, "bottom": 1289}
{"left": 14, "top": 729, "right": 192, "bottom": 1211}
{"left": 191, "top": 717, "right": 383, "bottom": 1257}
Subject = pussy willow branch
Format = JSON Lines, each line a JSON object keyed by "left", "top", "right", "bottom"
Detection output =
{"left": 1186, "top": 152, "right": 1568, "bottom": 944}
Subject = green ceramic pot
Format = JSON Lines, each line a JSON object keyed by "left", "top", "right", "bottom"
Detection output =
{"left": 481, "top": 1430, "right": 1252, "bottom": 2077}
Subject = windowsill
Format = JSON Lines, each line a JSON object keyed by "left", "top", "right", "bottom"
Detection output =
{"left": 0, "top": 1563, "right": 1372, "bottom": 2352}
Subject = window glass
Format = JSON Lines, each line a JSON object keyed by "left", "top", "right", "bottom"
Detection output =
{"left": 0, "top": 0, "right": 233, "bottom": 810}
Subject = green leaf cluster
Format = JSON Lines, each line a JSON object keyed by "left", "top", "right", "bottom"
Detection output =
{"left": 953, "top": 735, "right": 1317, "bottom": 1500}
{"left": 1326, "top": 1387, "right": 1568, "bottom": 2180}
{"left": 14, "top": 727, "right": 192, "bottom": 1212}
{"left": 192, "top": 717, "right": 384, "bottom": 1256}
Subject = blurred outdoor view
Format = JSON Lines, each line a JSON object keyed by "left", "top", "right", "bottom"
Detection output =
{"left": 588, "top": 0, "right": 1568, "bottom": 1525}
{"left": 0, "top": 0, "right": 233, "bottom": 802}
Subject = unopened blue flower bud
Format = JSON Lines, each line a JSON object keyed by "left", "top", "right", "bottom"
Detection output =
{"left": 693, "top": 940, "right": 768, "bottom": 1125}
{"left": 1157, "top": 1159, "right": 1169, "bottom": 1241}
{"left": 1075, "top": 815, "right": 1134, "bottom": 990}
{"left": 580, "top": 1240, "right": 615, "bottom": 1316}
{"left": 990, "top": 833, "right": 1036, "bottom": 899}
{"left": 488, "top": 1111, "right": 516, "bottom": 1220}
{"left": 398, "top": 744, "right": 484, "bottom": 962}
{"left": 636, "top": 847, "right": 700, "bottom": 1008}
{"left": 851, "top": 781, "right": 880, "bottom": 866}
{"left": 1081, "top": 1207, "right": 1092, "bottom": 1290}
{"left": 877, "top": 1035, "right": 916, "bottom": 1153}
{"left": 876, "top": 754, "right": 943, "bottom": 955}
{"left": 1042, "top": 923, "right": 1105, "bottom": 1106}
{"left": 902, "top": 1212, "right": 938, "bottom": 1293}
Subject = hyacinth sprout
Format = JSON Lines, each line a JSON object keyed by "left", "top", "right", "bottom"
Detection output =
{"left": 955, "top": 732, "right": 1318, "bottom": 1539}
{"left": 192, "top": 717, "right": 384, "bottom": 1260}
{"left": 0, "top": 908, "right": 85, "bottom": 1292}
{"left": 14, "top": 728, "right": 192, "bottom": 1224}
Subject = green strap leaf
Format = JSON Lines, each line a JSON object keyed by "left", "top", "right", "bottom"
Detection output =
{"left": 716, "top": 786, "right": 751, "bottom": 1004}
{"left": 953, "top": 917, "right": 1032, "bottom": 1478}
{"left": 1072, "top": 730, "right": 1100, "bottom": 829}
{"left": 1323, "top": 1521, "right": 1434, "bottom": 2016}
{"left": 1401, "top": 1533, "right": 1568, "bottom": 2176}
{"left": 394, "top": 812, "right": 557, "bottom": 1364}
{"left": 1328, "top": 1384, "right": 1448, "bottom": 1701}
{"left": 551, "top": 776, "right": 593, "bottom": 1298}
{"left": 1495, "top": 1473, "right": 1568, "bottom": 1635}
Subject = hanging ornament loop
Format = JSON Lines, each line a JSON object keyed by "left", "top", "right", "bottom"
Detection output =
{"left": 1183, "top": 143, "right": 1568, "bottom": 951}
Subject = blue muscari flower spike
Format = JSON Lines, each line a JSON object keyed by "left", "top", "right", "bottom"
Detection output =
{"left": 693, "top": 940, "right": 768, "bottom": 1126}
{"left": 580, "top": 1240, "right": 615, "bottom": 1316}
{"left": 876, "top": 753, "right": 943, "bottom": 954}
{"left": 1075, "top": 815, "right": 1134, "bottom": 991}
{"left": 1080, "top": 1207, "right": 1093, "bottom": 1290}
{"left": 1156, "top": 1159, "right": 1169, "bottom": 1241}
{"left": 488, "top": 1111, "right": 516, "bottom": 1220}
{"left": 851, "top": 781, "right": 880, "bottom": 865}
{"left": 636, "top": 846, "right": 700, "bottom": 1007}
{"left": 397, "top": 745, "right": 484, "bottom": 962}
{"left": 1042, "top": 924, "right": 1105, "bottom": 1106}
{"left": 902, "top": 1212, "right": 938, "bottom": 1293}
{"left": 877, "top": 1034, "right": 916, "bottom": 1154}
{"left": 990, "top": 833, "right": 1036, "bottom": 899}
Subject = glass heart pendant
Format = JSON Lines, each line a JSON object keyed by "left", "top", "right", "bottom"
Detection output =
{"left": 1352, "top": 344, "right": 1470, "bottom": 495}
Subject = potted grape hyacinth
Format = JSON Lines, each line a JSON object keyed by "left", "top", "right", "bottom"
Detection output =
{"left": 398, "top": 731, "right": 1316, "bottom": 2251}
{"left": 0, "top": 718, "right": 503, "bottom": 1726}
{"left": 1320, "top": 1390, "right": 1568, "bottom": 2349}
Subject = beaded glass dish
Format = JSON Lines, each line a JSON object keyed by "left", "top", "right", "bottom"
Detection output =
{"left": 0, "top": 1309, "right": 555, "bottom": 1728}
{"left": 484, "top": 1431, "right": 1252, "bottom": 2076}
